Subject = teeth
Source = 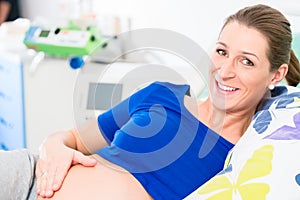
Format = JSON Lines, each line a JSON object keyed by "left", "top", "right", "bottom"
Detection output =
{"left": 218, "top": 82, "right": 237, "bottom": 91}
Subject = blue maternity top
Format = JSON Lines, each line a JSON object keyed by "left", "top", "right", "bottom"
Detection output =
{"left": 96, "top": 81, "right": 234, "bottom": 199}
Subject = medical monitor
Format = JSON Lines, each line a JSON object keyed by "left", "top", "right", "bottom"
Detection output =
{"left": 86, "top": 82, "right": 123, "bottom": 110}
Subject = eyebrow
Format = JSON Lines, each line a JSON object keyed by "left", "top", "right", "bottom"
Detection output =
{"left": 216, "top": 41, "right": 260, "bottom": 61}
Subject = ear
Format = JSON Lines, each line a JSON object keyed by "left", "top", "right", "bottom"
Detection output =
{"left": 269, "top": 64, "right": 289, "bottom": 85}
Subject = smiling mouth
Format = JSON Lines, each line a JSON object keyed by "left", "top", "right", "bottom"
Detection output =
{"left": 217, "top": 81, "right": 239, "bottom": 92}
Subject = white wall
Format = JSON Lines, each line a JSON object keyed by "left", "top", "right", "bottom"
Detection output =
{"left": 91, "top": 0, "right": 252, "bottom": 51}
{"left": 20, "top": 0, "right": 257, "bottom": 51}
{"left": 20, "top": 0, "right": 300, "bottom": 51}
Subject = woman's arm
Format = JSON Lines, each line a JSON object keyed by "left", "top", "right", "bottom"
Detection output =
{"left": 36, "top": 118, "right": 107, "bottom": 198}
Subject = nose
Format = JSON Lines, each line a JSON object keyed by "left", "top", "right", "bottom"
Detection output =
{"left": 218, "top": 59, "right": 236, "bottom": 79}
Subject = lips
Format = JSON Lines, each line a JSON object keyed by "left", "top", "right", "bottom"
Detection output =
{"left": 213, "top": 74, "right": 239, "bottom": 93}
{"left": 217, "top": 81, "right": 238, "bottom": 91}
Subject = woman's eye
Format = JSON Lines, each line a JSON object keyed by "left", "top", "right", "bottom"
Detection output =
{"left": 216, "top": 49, "right": 227, "bottom": 56}
{"left": 241, "top": 58, "right": 254, "bottom": 66}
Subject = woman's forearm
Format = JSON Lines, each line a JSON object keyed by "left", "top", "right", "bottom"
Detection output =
{"left": 70, "top": 118, "right": 109, "bottom": 154}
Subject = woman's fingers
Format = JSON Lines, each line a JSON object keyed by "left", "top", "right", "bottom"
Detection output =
{"left": 72, "top": 151, "right": 97, "bottom": 166}
{"left": 40, "top": 171, "right": 54, "bottom": 197}
{"left": 36, "top": 161, "right": 45, "bottom": 195}
{"left": 36, "top": 154, "right": 71, "bottom": 198}
{"left": 36, "top": 161, "right": 59, "bottom": 197}
{"left": 36, "top": 150, "right": 97, "bottom": 198}
{"left": 50, "top": 161, "right": 73, "bottom": 192}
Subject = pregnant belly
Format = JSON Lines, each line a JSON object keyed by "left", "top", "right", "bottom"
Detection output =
{"left": 37, "top": 155, "right": 152, "bottom": 200}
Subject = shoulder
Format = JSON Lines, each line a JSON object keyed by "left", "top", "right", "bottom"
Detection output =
{"left": 131, "top": 81, "right": 190, "bottom": 99}
{"left": 127, "top": 81, "right": 191, "bottom": 112}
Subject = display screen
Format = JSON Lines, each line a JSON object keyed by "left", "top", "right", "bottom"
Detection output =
{"left": 86, "top": 83, "right": 123, "bottom": 110}
{"left": 39, "top": 30, "right": 50, "bottom": 38}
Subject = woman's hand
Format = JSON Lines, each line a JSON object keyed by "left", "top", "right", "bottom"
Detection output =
{"left": 35, "top": 130, "right": 97, "bottom": 198}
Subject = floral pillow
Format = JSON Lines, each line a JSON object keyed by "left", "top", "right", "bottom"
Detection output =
{"left": 185, "top": 86, "right": 300, "bottom": 200}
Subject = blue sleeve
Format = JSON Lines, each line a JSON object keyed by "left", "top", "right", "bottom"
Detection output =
{"left": 97, "top": 82, "right": 157, "bottom": 144}
{"left": 97, "top": 100, "right": 130, "bottom": 144}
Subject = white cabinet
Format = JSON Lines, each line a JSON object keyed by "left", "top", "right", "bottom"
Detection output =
{"left": 23, "top": 58, "right": 78, "bottom": 152}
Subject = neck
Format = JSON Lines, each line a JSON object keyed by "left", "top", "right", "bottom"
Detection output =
{"left": 199, "top": 99, "right": 255, "bottom": 144}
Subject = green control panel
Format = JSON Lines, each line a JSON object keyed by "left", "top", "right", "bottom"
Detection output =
{"left": 23, "top": 26, "right": 107, "bottom": 57}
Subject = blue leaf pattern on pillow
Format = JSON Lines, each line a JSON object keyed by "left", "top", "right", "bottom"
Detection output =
{"left": 253, "top": 87, "right": 300, "bottom": 134}
{"left": 253, "top": 110, "right": 272, "bottom": 134}
{"left": 295, "top": 174, "right": 300, "bottom": 186}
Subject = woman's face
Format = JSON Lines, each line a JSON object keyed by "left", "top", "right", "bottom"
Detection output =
{"left": 209, "top": 21, "right": 274, "bottom": 112}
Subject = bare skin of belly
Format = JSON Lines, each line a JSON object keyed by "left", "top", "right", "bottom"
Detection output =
{"left": 37, "top": 155, "right": 153, "bottom": 200}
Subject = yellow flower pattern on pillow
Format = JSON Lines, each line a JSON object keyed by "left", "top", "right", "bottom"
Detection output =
{"left": 197, "top": 145, "right": 274, "bottom": 200}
